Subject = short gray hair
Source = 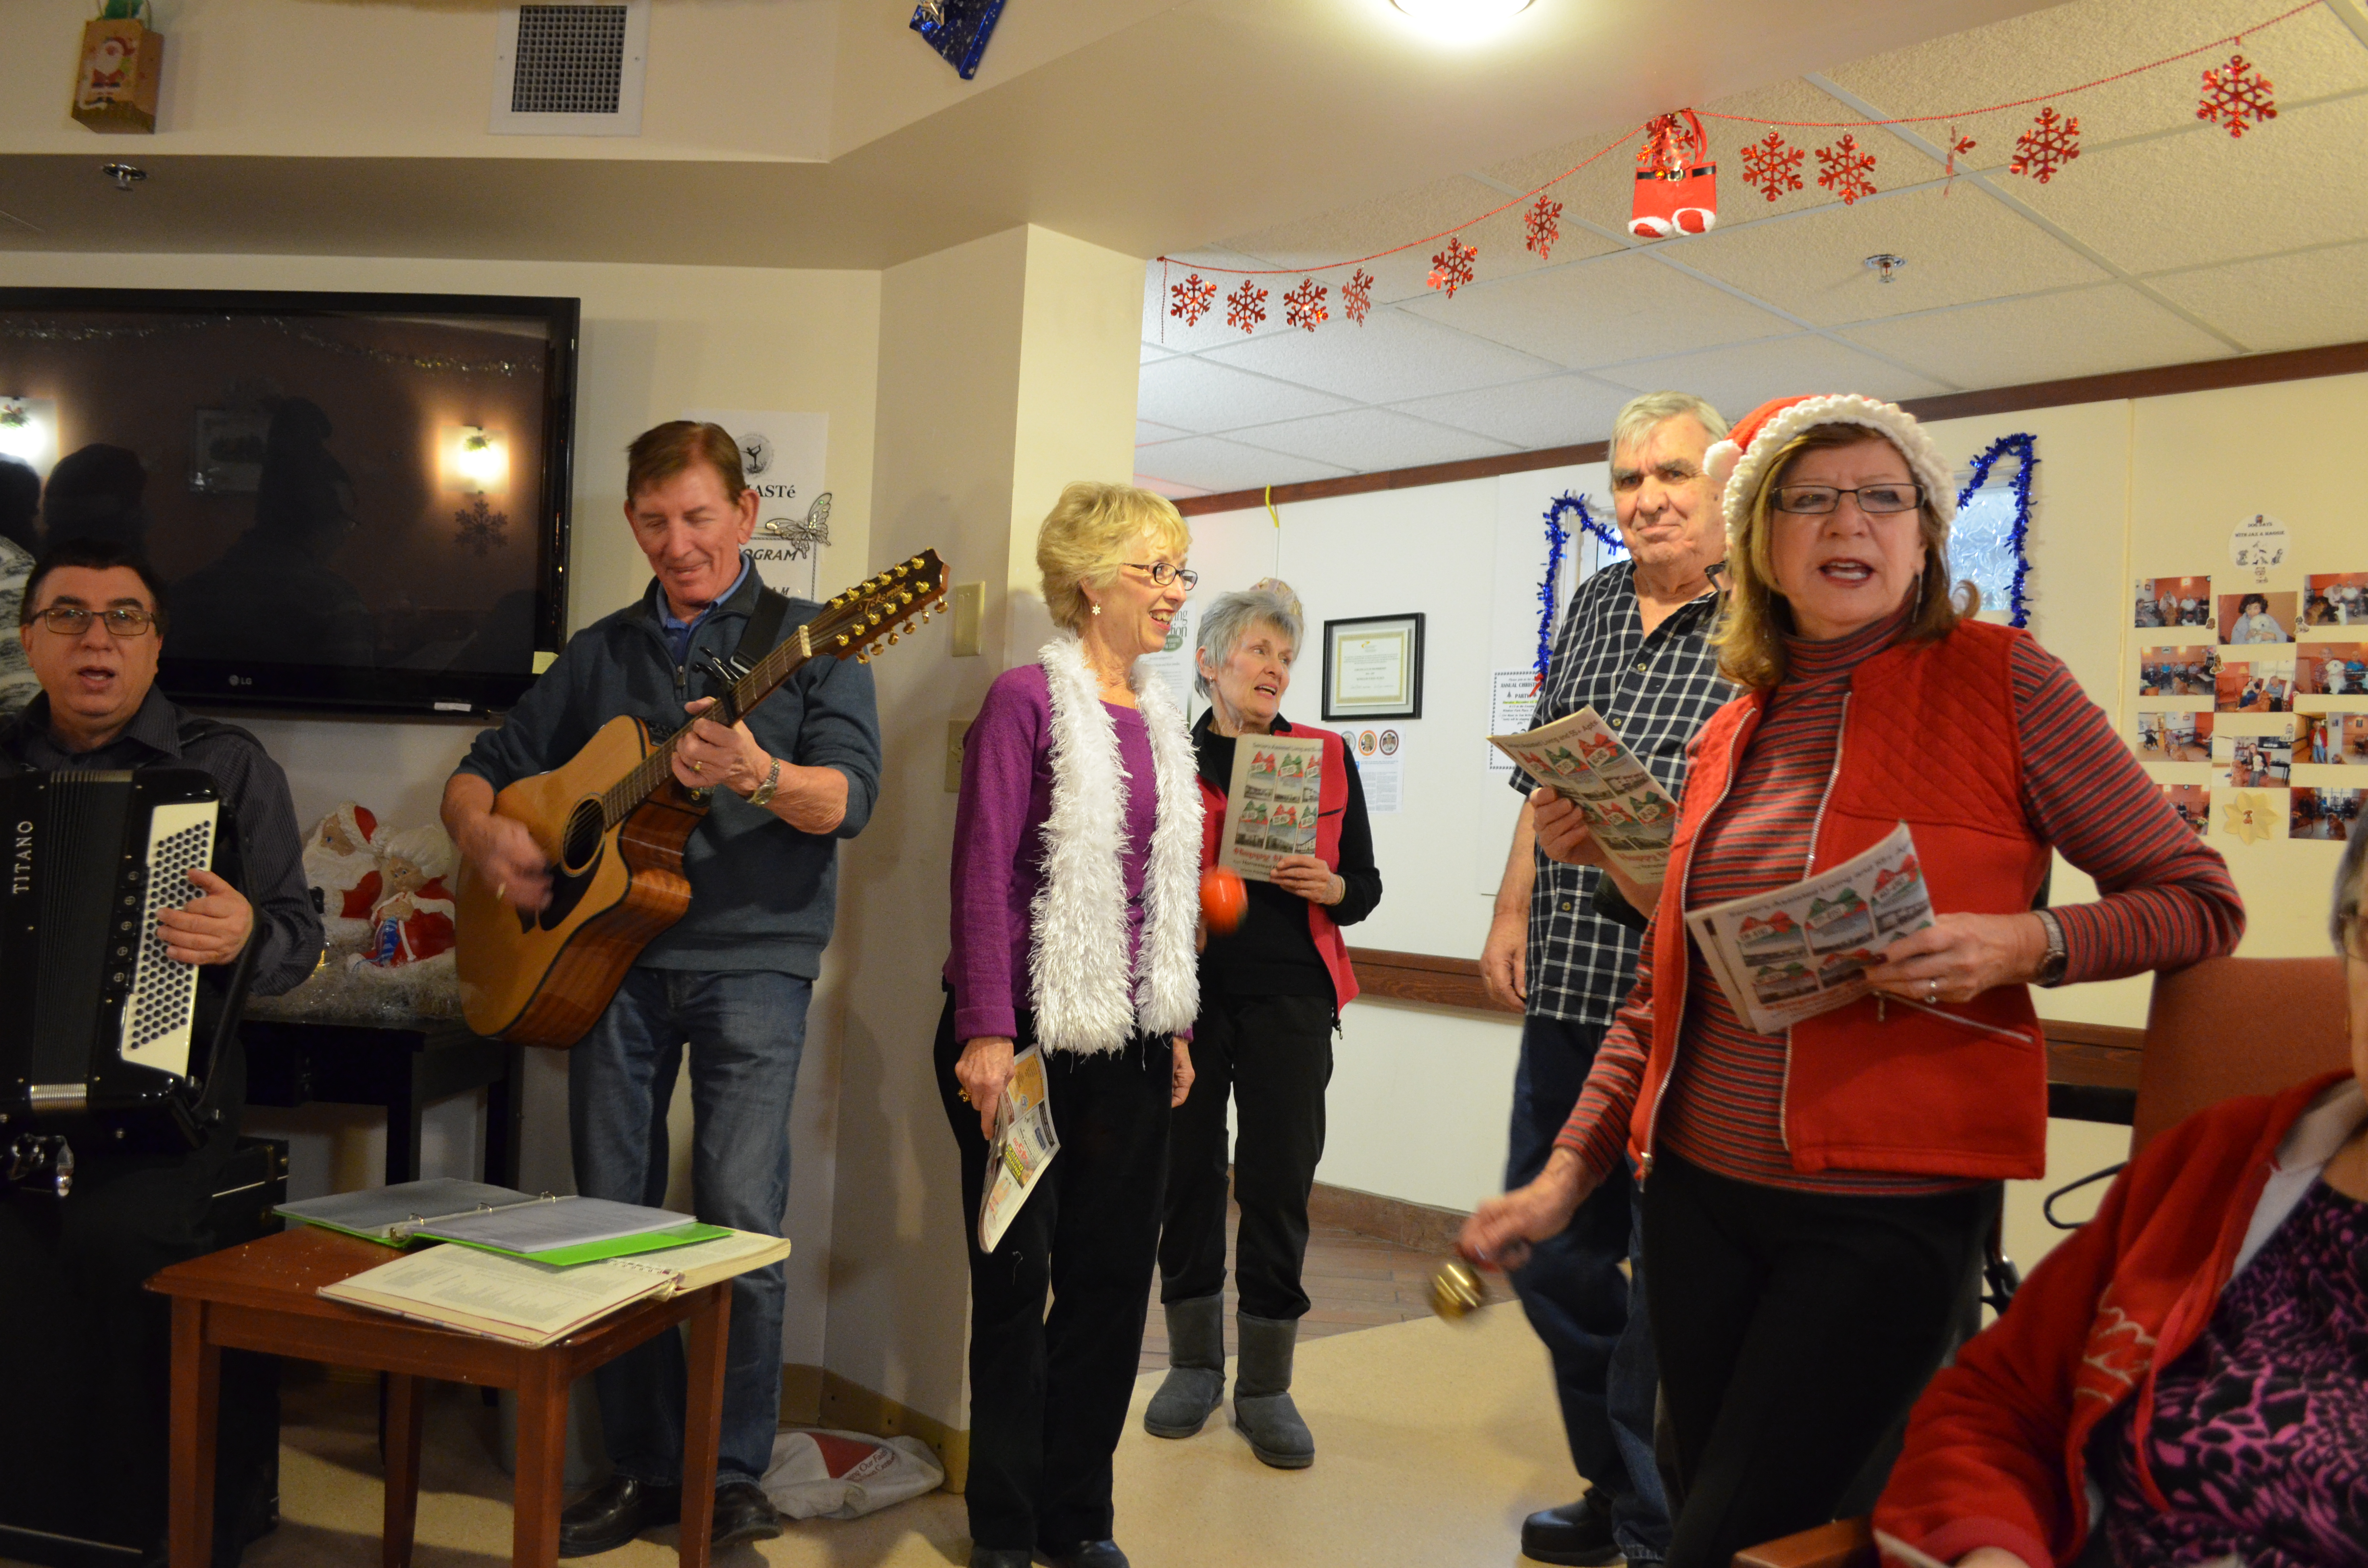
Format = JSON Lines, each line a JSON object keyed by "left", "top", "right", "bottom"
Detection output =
{"left": 1194, "top": 585, "right": 1303, "bottom": 700}
{"left": 2335, "top": 821, "right": 2368, "bottom": 958}
{"left": 1610, "top": 391, "right": 1728, "bottom": 463}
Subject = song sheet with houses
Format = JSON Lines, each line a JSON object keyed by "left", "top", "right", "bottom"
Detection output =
{"left": 1488, "top": 706, "right": 1680, "bottom": 882}
{"left": 1217, "top": 734, "right": 1327, "bottom": 882}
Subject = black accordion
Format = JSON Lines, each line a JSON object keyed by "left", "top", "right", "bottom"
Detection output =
{"left": 2, "top": 767, "right": 246, "bottom": 1182}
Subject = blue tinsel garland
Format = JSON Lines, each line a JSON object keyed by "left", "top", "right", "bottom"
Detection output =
{"left": 1954, "top": 434, "right": 2037, "bottom": 628}
{"left": 1536, "top": 493, "right": 1623, "bottom": 686}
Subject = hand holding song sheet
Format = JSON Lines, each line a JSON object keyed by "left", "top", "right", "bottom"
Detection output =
{"left": 978, "top": 1046, "right": 1059, "bottom": 1251}
{"left": 1216, "top": 734, "right": 1325, "bottom": 882}
{"left": 1488, "top": 707, "right": 1681, "bottom": 882}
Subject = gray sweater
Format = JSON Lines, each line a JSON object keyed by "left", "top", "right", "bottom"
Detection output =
{"left": 455, "top": 558, "right": 880, "bottom": 978}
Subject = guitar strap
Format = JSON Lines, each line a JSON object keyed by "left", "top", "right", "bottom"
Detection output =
{"left": 735, "top": 587, "right": 794, "bottom": 668}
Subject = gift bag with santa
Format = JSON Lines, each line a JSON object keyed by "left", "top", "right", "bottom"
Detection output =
{"left": 1630, "top": 110, "right": 1718, "bottom": 239}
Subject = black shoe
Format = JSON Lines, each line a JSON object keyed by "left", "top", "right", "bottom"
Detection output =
{"left": 709, "top": 1480, "right": 783, "bottom": 1549}
{"left": 1044, "top": 1541, "right": 1129, "bottom": 1568}
{"left": 969, "top": 1551, "right": 1034, "bottom": 1568}
{"left": 557, "top": 1475, "right": 681, "bottom": 1558}
{"left": 1521, "top": 1489, "right": 1622, "bottom": 1567}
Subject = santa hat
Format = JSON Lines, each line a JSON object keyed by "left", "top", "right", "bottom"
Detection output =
{"left": 1703, "top": 394, "right": 1955, "bottom": 546}
{"left": 379, "top": 822, "right": 455, "bottom": 880}
{"left": 311, "top": 801, "right": 378, "bottom": 850}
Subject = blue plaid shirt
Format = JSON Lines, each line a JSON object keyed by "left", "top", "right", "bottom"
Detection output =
{"left": 1511, "top": 559, "right": 1730, "bottom": 1026}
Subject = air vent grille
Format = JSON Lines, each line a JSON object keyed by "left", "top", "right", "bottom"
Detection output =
{"left": 511, "top": 5, "right": 629, "bottom": 115}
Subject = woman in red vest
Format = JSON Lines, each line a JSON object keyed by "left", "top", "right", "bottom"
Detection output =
{"left": 1143, "top": 580, "right": 1380, "bottom": 1470}
{"left": 1462, "top": 395, "right": 2244, "bottom": 1568}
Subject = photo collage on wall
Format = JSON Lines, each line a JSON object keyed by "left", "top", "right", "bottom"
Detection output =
{"left": 2130, "top": 542, "right": 2368, "bottom": 846}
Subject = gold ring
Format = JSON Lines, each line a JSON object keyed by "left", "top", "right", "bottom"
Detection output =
{"left": 496, "top": 882, "right": 507, "bottom": 901}
{"left": 1927, "top": 982, "right": 1939, "bottom": 1004}
{"left": 691, "top": 760, "right": 704, "bottom": 774}
{"left": 957, "top": 1087, "right": 973, "bottom": 1104}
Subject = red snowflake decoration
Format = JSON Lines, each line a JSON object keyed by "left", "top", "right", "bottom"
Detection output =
{"left": 1814, "top": 134, "right": 1877, "bottom": 205}
{"left": 1169, "top": 272, "right": 1216, "bottom": 326}
{"left": 2198, "top": 53, "right": 2277, "bottom": 138}
{"left": 1524, "top": 194, "right": 1563, "bottom": 260}
{"left": 1341, "top": 268, "right": 1374, "bottom": 325}
{"left": 1224, "top": 279, "right": 1268, "bottom": 333}
{"left": 2009, "top": 107, "right": 2080, "bottom": 183}
{"left": 1638, "top": 112, "right": 1701, "bottom": 175}
{"left": 1428, "top": 236, "right": 1476, "bottom": 298}
{"left": 1283, "top": 277, "right": 1328, "bottom": 333}
{"left": 1943, "top": 127, "right": 1977, "bottom": 194}
{"left": 1740, "top": 132, "right": 1804, "bottom": 202}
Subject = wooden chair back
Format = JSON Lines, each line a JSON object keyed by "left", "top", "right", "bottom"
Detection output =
{"left": 2132, "top": 955, "right": 2351, "bottom": 1157}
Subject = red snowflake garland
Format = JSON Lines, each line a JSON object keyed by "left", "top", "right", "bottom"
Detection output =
{"left": 1224, "top": 279, "right": 1268, "bottom": 334}
{"left": 1283, "top": 277, "right": 1328, "bottom": 332}
{"left": 1169, "top": 272, "right": 1216, "bottom": 327}
{"left": 1814, "top": 134, "right": 1877, "bottom": 205}
{"left": 2198, "top": 53, "right": 2276, "bottom": 137}
{"left": 1740, "top": 131, "right": 1804, "bottom": 202}
{"left": 1942, "top": 127, "right": 1977, "bottom": 194}
{"left": 1428, "top": 236, "right": 1477, "bottom": 298}
{"left": 1341, "top": 269, "right": 1375, "bottom": 325}
{"left": 2008, "top": 106, "right": 2080, "bottom": 182}
{"left": 1525, "top": 194, "right": 1564, "bottom": 259}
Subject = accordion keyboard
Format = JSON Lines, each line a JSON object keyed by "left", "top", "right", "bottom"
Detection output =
{"left": 120, "top": 802, "right": 217, "bottom": 1074}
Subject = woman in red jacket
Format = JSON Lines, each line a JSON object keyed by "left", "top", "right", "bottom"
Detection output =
{"left": 1878, "top": 829, "right": 2368, "bottom": 1568}
{"left": 1460, "top": 395, "right": 2245, "bottom": 1568}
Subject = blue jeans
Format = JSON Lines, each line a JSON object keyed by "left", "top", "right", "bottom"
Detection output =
{"left": 569, "top": 966, "right": 811, "bottom": 1490}
{"left": 1506, "top": 1014, "right": 1670, "bottom": 1563}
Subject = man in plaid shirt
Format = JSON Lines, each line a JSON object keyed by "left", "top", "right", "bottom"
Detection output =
{"left": 1480, "top": 392, "right": 1731, "bottom": 1568}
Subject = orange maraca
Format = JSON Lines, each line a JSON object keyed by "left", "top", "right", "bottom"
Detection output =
{"left": 1200, "top": 867, "right": 1248, "bottom": 935}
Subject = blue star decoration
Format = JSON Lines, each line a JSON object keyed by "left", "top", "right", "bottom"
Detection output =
{"left": 911, "top": 0, "right": 1008, "bottom": 80}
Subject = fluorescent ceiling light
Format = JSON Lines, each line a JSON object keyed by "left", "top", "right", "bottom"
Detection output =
{"left": 1388, "top": 0, "right": 1535, "bottom": 45}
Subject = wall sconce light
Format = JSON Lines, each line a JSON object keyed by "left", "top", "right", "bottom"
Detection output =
{"left": 1387, "top": 0, "right": 1535, "bottom": 44}
{"left": 446, "top": 425, "right": 508, "bottom": 491}
{"left": 0, "top": 398, "right": 60, "bottom": 475}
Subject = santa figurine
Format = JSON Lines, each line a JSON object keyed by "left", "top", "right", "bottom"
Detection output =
{"left": 303, "top": 801, "right": 382, "bottom": 950}
{"left": 351, "top": 824, "right": 458, "bottom": 972}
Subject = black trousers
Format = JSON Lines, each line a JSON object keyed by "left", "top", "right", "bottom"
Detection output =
{"left": 1158, "top": 991, "right": 1333, "bottom": 1320}
{"left": 1641, "top": 1152, "right": 1998, "bottom": 1568}
{"left": 934, "top": 993, "right": 1172, "bottom": 1552}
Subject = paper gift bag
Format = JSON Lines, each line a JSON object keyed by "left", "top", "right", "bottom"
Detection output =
{"left": 1630, "top": 110, "right": 1717, "bottom": 239}
{"left": 71, "top": 16, "right": 164, "bottom": 134}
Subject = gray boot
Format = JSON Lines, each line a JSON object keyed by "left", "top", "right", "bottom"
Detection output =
{"left": 1143, "top": 1294, "right": 1225, "bottom": 1438}
{"left": 1231, "top": 1312, "right": 1314, "bottom": 1469}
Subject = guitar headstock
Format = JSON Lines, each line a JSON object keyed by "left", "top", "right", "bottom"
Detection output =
{"left": 807, "top": 550, "right": 950, "bottom": 664}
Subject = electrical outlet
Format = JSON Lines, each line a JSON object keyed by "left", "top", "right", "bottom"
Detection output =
{"left": 946, "top": 717, "right": 971, "bottom": 792}
{"left": 950, "top": 581, "right": 985, "bottom": 657}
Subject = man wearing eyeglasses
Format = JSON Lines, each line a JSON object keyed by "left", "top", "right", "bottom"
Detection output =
{"left": 0, "top": 536, "right": 322, "bottom": 1564}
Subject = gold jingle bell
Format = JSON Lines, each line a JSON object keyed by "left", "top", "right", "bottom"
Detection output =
{"left": 1430, "top": 1257, "right": 1485, "bottom": 1322}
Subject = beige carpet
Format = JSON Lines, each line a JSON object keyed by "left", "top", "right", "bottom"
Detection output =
{"left": 11, "top": 1302, "right": 1578, "bottom": 1568}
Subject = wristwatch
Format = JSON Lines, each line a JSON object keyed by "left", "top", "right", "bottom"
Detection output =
{"left": 2033, "top": 908, "right": 2068, "bottom": 987}
{"left": 747, "top": 757, "right": 783, "bottom": 808}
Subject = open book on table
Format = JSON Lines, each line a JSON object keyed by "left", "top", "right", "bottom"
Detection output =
{"left": 1488, "top": 706, "right": 1680, "bottom": 884}
{"left": 978, "top": 1045, "right": 1058, "bottom": 1252}
{"left": 317, "top": 1229, "right": 792, "bottom": 1348}
{"left": 277, "top": 1181, "right": 729, "bottom": 1266}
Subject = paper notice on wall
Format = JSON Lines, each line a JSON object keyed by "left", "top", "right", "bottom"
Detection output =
{"left": 684, "top": 409, "right": 829, "bottom": 599}
{"left": 2228, "top": 512, "right": 2290, "bottom": 587}
{"left": 1361, "top": 729, "right": 1404, "bottom": 814}
{"left": 1135, "top": 600, "right": 1196, "bottom": 717}
{"left": 1489, "top": 670, "right": 1541, "bottom": 771}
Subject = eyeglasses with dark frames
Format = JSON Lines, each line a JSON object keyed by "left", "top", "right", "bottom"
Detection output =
{"left": 1771, "top": 482, "right": 1925, "bottom": 516}
{"left": 34, "top": 604, "right": 158, "bottom": 637}
{"left": 1123, "top": 561, "right": 1200, "bottom": 590}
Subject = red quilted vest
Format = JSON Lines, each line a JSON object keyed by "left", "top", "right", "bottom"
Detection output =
{"left": 1634, "top": 620, "right": 2052, "bottom": 1181}
{"left": 1196, "top": 723, "right": 1361, "bottom": 1011}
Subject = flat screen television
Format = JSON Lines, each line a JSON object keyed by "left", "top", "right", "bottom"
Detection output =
{"left": 0, "top": 287, "right": 577, "bottom": 715}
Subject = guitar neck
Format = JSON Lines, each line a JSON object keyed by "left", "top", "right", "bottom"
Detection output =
{"left": 598, "top": 624, "right": 814, "bottom": 828}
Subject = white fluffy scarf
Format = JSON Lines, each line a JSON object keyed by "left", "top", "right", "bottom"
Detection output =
{"left": 1028, "top": 632, "right": 1202, "bottom": 1054}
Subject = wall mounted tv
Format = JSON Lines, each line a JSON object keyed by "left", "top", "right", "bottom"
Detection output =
{"left": 0, "top": 287, "right": 578, "bottom": 716}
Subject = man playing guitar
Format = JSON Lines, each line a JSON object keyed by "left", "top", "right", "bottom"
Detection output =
{"left": 443, "top": 421, "right": 881, "bottom": 1555}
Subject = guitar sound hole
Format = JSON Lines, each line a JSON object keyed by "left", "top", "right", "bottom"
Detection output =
{"left": 561, "top": 800, "right": 604, "bottom": 875}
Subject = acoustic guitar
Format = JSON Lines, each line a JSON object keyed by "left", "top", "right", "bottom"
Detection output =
{"left": 456, "top": 551, "right": 948, "bottom": 1046}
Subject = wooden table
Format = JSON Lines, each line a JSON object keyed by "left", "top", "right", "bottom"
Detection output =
{"left": 148, "top": 1226, "right": 729, "bottom": 1568}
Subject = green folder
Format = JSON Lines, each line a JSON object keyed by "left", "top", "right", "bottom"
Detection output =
{"left": 420, "top": 1221, "right": 736, "bottom": 1269}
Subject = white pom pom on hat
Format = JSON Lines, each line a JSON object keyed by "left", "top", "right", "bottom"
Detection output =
{"left": 1713, "top": 394, "right": 1955, "bottom": 546}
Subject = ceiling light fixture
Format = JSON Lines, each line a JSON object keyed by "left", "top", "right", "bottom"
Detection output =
{"left": 1864, "top": 253, "right": 1908, "bottom": 283}
{"left": 1387, "top": 0, "right": 1535, "bottom": 45}
{"left": 100, "top": 161, "right": 146, "bottom": 192}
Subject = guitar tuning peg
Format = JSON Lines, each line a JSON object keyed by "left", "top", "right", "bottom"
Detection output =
{"left": 934, "top": 598, "right": 948, "bottom": 613}
{"left": 894, "top": 564, "right": 909, "bottom": 579}
{"left": 855, "top": 650, "right": 871, "bottom": 664}
{"left": 888, "top": 632, "right": 900, "bottom": 646}
{"left": 902, "top": 619, "right": 916, "bottom": 633}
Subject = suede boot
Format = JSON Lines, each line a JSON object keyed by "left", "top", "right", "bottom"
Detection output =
{"left": 1143, "top": 1294, "right": 1225, "bottom": 1438}
{"left": 1231, "top": 1312, "right": 1313, "bottom": 1468}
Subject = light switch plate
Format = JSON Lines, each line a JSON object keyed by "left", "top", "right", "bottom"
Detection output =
{"left": 950, "top": 581, "right": 985, "bottom": 657}
{"left": 946, "top": 718, "right": 971, "bottom": 792}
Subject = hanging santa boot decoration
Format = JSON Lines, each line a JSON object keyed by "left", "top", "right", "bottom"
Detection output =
{"left": 1630, "top": 110, "right": 1718, "bottom": 239}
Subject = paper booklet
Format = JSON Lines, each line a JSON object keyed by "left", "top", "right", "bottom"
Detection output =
{"left": 1683, "top": 823, "right": 1936, "bottom": 1035}
{"left": 276, "top": 1179, "right": 535, "bottom": 1245}
{"left": 978, "top": 1046, "right": 1059, "bottom": 1252}
{"left": 279, "top": 1183, "right": 729, "bottom": 1266}
{"left": 318, "top": 1228, "right": 792, "bottom": 1348}
{"left": 1487, "top": 707, "right": 1681, "bottom": 882}
{"left": 1217, "top": 733, "right": 1325, "bottom": 882}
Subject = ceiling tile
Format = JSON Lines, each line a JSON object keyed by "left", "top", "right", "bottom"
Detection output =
{"left": 1142, "top": 343, "right": 1177, "bottom": 363}
{"left": 2011, "top": 92, "right": 2368, "bottom": 279}
{"left": 1236, "top": 408, "right": 1517, "bottom": 473}
{"left": 1135, "top": 356, "right": 1357, "bottom": 434}
{"left": 1838, "top": 283, "right": 2232, "bottom": 386}
{"left": 1676, "top": 183, "right": 2106, "bottom": 326}
{"left": 1388, "top": 375, "right": 1637, "bottom": 451}
{"left": 1590, "top": 333, "right": 1954, "bottom": 423}
{"left": 1137, "top": 419, "right": 1191, "bottom": 443}
{"left": 1195, "top": 305, "right": 1566, "bottom": 404}
{"left": 1399, "top": 248, "right": 1797, "bottom": 369}
{"left": 2146, "top": 241, "right": 2368, "bottom": 354}
{"left": 1130, "top": 436, "right": 1351, "bottom": 495}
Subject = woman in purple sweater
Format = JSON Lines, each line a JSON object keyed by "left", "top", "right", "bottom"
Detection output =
{"left": 938, "top": 482, "right": 1205, "bottom": 1568}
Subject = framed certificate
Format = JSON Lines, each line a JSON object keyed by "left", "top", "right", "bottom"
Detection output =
{"left": 1322, "top": 613, "right": 1424, "bottom": 722}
